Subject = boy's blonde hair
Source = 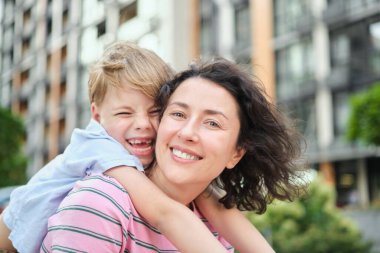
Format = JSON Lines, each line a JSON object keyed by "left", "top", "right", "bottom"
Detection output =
{"left": 88, "top": 41, "right": 174, "bottom": 105}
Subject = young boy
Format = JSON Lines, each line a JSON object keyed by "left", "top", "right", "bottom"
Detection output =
{"left": 0, "top": 41, "right": 274, "bottom": 253}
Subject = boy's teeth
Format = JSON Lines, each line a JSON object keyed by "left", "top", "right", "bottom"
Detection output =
{"left": 129, "top": 140, "right": 152, "bottom": 145}
{"left": 172, "top": 149, "right": 200, "bottom": 160}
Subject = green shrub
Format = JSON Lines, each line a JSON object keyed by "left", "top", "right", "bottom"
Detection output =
{"left": 346, "top": 83, "right": 380, "bottom": 145}
{"left": 0, "top": 107, "right": 27, "bottom": 187}
{"left": 247, "top": 176, "right": 373, "bottom": 253}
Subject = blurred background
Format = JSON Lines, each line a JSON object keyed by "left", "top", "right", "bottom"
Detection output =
{"left": 0, "top": 0, "right": 380, "bottom": 252}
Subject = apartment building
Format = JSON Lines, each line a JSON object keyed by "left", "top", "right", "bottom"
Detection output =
{"left": 196, "top": 0, "right": 380, "bottom": 208}
{"left": 0, "top": 0, "right": 196, "bottom": 177}
{"left": 272, "top": 0, "right": 380, "bottom": 207}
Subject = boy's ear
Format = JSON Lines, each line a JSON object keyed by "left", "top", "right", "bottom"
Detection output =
{"left": 91, "top": 102, "right": 101, "bottom": 122}
{"left": 226, "top": 147, "right": 246, "bottom": 169}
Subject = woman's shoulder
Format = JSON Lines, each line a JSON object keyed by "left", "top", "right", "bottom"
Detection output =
{"left": 64, "top": 174, "right": 135, "bottom": 214}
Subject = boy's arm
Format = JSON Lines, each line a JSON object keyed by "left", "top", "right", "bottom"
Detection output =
{"left": 195, "top": 190, "right": 275, "bottom": 253}
{"left": 0, "top": 214, "right": 16, "bottom": 252}
{"left": 105, "top": 167, "right": 228, "bottom": 253}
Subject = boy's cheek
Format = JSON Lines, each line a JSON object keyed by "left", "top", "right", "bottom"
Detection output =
{"left": 152, "top": 119, "right": 160, "bottom": 132}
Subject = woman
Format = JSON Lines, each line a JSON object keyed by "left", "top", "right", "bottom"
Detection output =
{"left": 41, "top": 58, "right": 303, "bottom": 252}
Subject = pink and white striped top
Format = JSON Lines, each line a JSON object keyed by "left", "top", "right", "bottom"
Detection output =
{"left": 41, "top": 175, "right": 234, "bottom": 252}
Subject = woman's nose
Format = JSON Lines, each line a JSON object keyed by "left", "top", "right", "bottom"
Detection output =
{"left": 177, "top": 119, "right": 199, "bottom": 142}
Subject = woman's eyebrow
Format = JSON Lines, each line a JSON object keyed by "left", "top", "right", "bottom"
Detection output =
{"left": 168, "top": 101, "right": 228, "bottom": 119}
{"left": 167, "top": 101, "right": 188, "bottom": 109}
{"left": 204, "top": 109, "right": 228, "bottom": 120}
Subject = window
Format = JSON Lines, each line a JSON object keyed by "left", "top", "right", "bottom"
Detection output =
{"left": 332, "top": 91, "right": 350, "bottom": 140}
{"left": 282, "top": 98, "right": 317, "bottom": 147}
{"left": 369, "top": 21, "right": 380, "bottom": 76}
{"left": 200, "top": 0, "right": 218, "bottom": 56}
{"left": 97, "top": 20, "right": 106, "bottom": 37}
{"left": 22, "top": 37, "right": 31, "bottom": 57}
{"left": 19, "top": 99, "right": 28, "bottom": 117}
{"left": 368, "top": 158, "right": 380, "bottom": 204}
{"left": 329, "top": 20, "right": 380, "bottom": 86}
{"left": 46, "top": 18, "right": 53, "bottom": 38}
{"left": 62, "top": 8, "right": 69, "bottom": 32}
{"left": 331, "top": 34, "right": 350, "bottom": 68}
{"left": 274, "top": 0, "right": 311, "bottom": 36}
{"left": 119, "top": 2, "right": 137, "bottom": 25}
{"left": 335, "top": 160, "right": 358, "bottom": 207}
{"left": 276, "top": 37, "right": 315, "bottom": 100}
{"left": 23, "top": 8, "right": 32, "bottom": 27}
{"left": 234, "top": 0, "right": 251, "bottom": 50}
{"left": 0, "top": 80, "right": 12, "bottom": 107}
{"left": 21, "top": 69, "right": 30, "bottom": 86}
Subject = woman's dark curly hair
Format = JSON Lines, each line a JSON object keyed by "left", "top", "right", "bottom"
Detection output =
{"left": 156, "top": 57, "right": 305, "bottom": 214}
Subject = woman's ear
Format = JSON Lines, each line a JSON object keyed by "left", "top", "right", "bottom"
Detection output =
{"left": 226, "top": 147, "right": 246, "bottom": 169}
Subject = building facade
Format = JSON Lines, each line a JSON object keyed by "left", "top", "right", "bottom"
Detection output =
{"left": 271, "top": 0, "right": 380, "bottom": 208}
{"left": 196, "top": 0, "right": 380, "bottom": 208}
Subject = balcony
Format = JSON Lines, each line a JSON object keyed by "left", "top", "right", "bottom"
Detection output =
{"left": 323, "top": 0, "right": 380, "bottom": 28}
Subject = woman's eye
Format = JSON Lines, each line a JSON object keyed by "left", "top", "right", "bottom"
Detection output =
{"left": 206, "top": 120, "right": 221, "bottom": 128}
{"left": 170, "top": 112, "right": 185, "bottom": 118}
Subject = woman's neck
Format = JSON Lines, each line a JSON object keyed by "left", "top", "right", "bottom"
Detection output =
{"left": 147, "top": 166, "right": 206, "bottom": 206}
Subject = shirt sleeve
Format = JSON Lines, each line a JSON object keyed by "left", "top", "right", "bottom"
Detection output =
{"left": 61, "top": 119, "right": 144, "bottom": 177}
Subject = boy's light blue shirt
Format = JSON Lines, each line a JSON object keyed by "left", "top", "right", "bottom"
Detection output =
{"left": 3, "top": 119, "right": 143, "bottom": 253}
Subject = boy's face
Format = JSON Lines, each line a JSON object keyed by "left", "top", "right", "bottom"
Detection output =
{"left": 91, "top": 84, "right": 159, "bottom": 167}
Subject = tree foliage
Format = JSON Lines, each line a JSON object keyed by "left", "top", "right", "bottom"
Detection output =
{"left": 247, "top": 176, "right": 373, "bottom": 253}
{"left": 346, "top": 83, "right": 380, "bottom": 145}
{"left": 0, "top": 107, "right": 27, "bottom": 187}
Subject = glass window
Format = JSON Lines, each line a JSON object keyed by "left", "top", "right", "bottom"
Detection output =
{"left": 200, "top": 0, "right": 218, "bottom": 56}
{"left": 330, "top": 20, "right": 380, "bottom": 86}
{"left": 333, "top": 91, "right": 350, "bottom": 139}
{"left": 335, "top": 160, "right": 358, "bottom": 207}
{"left": 97, "top": 20, "right": 106, "bottom": 37}
{"left": 276, "top": 37, "right": 315, "bottom": 100}
{"left": 274, "top": 0, "right": 311, "bottom": 36}
{"left": 331, "top": 34, "right": 350, "bottom": 68}
{"left": 119, "top": 2, "right": 137, "bottom": 25}
{"left": 369, "top": 21, "right": 380, "bottom": 75}
{"left": 234, "top": 1, "right": 251, "bottom": 50}
{"left": 0, "top": 80, "right": 12, "bottom": 107}
{"left": 281, "top": 97, "right": 317, "bottom": 147}
{"left": 368, "top": 158, "right": 380, "bottom": 204}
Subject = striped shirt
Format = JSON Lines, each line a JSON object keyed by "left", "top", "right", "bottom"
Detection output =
{"left": 41, "top": 175, "right": 234, "bottom": 252}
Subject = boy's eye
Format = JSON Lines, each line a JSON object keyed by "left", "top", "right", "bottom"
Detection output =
{"left": 149, "top": 108, "right": 161, "bottom": 115}
{"left": 116, "top": 112, "right": 132, "bottom": 116}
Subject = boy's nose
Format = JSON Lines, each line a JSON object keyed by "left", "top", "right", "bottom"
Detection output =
{"left": 135, "top": 115, "right": 153, "bottom": 130}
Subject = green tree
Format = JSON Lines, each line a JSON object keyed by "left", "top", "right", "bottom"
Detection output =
{"left": 0, "top": 107, "right": 27, "bottom": 187}
{"left": 247, "top": 176, "right": 373, "bottom": 253}
{"left": 346, "top": 83, "right": 380, "bottom": 145}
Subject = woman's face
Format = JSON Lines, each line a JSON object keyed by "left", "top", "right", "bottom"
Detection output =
{"left": 155, "top": 77, "right": 246, "bottom": 189}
